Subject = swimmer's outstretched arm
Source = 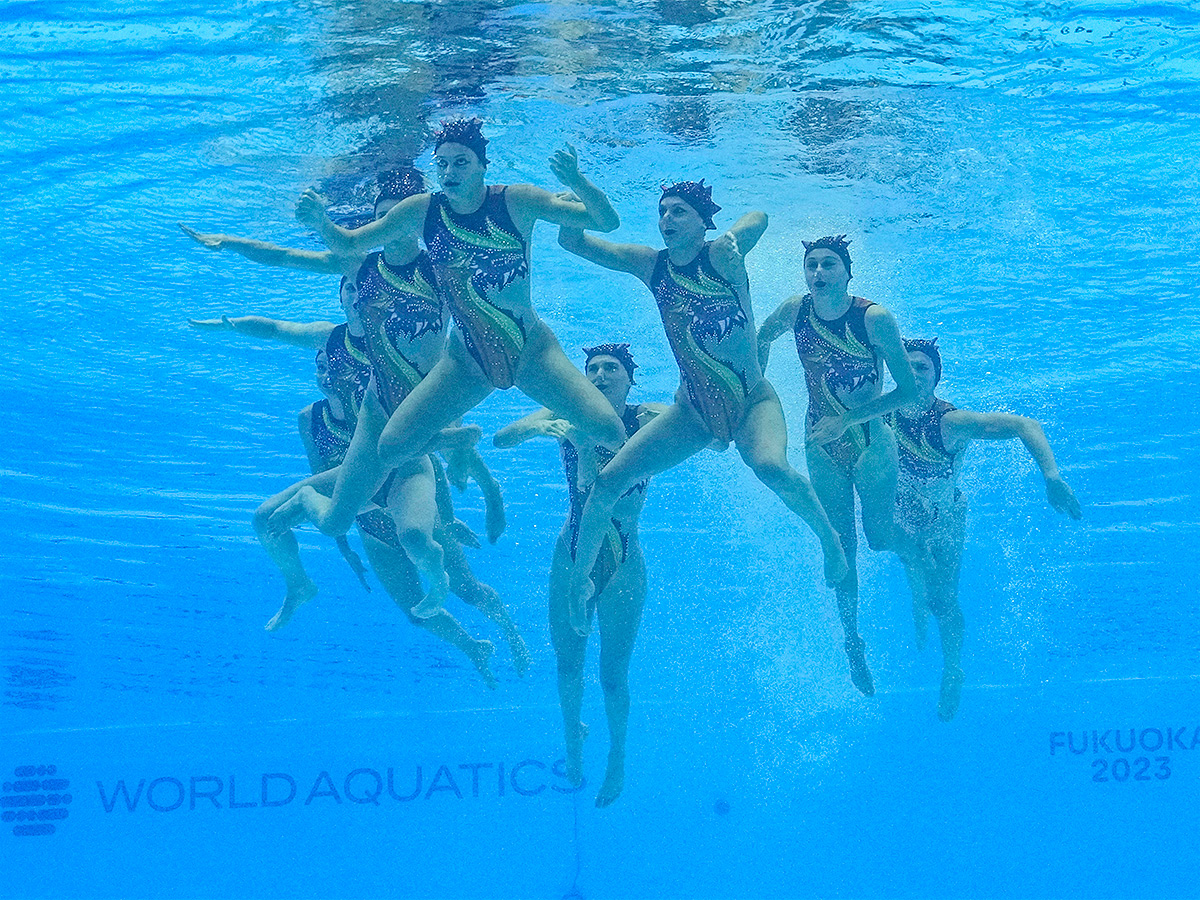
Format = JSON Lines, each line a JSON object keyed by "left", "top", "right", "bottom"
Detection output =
{"left": 941, "top": 411, "right": 1083, "bottom": 519}
{"left": 187, "top": 314, "right": 337, "bottom": 349}
{"left": 297, "top": 189, "right": 428, "bottom": 256}
{"left": 756, "top": 294, "right": 805, "bottom": 368}
{"left": 807, "top": 306, "right": 919, "bottom": 445}
{"left": 557, "top": 228, "right": 659, "bottom": 284}
{"left": 179, "top": 224, "right": 359, "bottom": 275}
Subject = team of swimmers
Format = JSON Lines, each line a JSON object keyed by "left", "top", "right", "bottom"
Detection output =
{"left": 185, "top": 117, "right": 1081, "bottom": 805}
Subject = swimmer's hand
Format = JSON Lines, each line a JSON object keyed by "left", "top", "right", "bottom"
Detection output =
{"left": 179, "top": 223, "right": 224, "bottom": 250}
{"left": 295, "top": 189, "right": 330, "bottom": 230}
{"left": 188, "top": 315, "right": 234, "bottom": 331}
{"left": 1045, "top": 474, "right": 1081, "bottom": 519}
{"left": 807, "top": 414, "right": 849, "bottom": 446}
{"left": 539, "top": 418, "right": 578, "bottom": 442}
{"left": 442, "top": 447, "right": 472, "bottom": 491}
{"left": 549, "top": 144, "right": 584, "bottom": 188}
{"left": 450, "top": 518, "right": 482, "bottom": 549}
{"left": 708, "top": 230, "right": 747, "bottom": 284}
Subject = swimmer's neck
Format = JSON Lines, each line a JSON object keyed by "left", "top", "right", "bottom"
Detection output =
{"left": 344, "top": 309, "right": 366, "bottom": 338}
{"left": 326, "top": 395, "right": 350, "bottom": 422}
{"left": 666, "top": 234, "right": 706, "bottom": 267}
{"left": 899, "top": 391, "right": 938, "bottom": 417}
{"left": 381, "top": 239, "right": 421, "bottom": 268}
{"left": 810, "top": 288, "right": 852, "bottom": 320}
{"left": 445, "top": 183, "right": 489, "bottom": 216}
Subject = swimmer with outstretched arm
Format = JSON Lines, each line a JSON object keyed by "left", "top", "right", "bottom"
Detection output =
{"left": 758, "top": 235, "right": 919, "bottom": 697}
{"left": 557, "top": 182, "right": 849, "bottom": 635}
{"left": 886, "top": 338, "right": 1081, "bottom": 720}
{"left": 181, "top": 168, "right": 506, "bottom": 545}
{"left": 271, "top": 119, "right": 628, "bottom": 554}
{"left": 187, "top": 273, "right": 529, "bottom": 672}
{"left": 279, "top": 343, "right": 518, "bottom": 685}
{"left": 495, "top": 343, "right": 666, "bottom": 806}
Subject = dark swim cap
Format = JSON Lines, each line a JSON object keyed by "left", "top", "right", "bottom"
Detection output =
{"left": 802, "top": 234, "right": 853, "bottom": 278}
{"left": 903, "top": 337, "right": 942, "bottom": 385}
{"left": 434, "top": 117, "right": 489, "bottom": 165}
{"left": 584, "top": 343, "right": 637, "bottom": 384}
{"left": 660, "top": 180, "right": 721, "bottom": 230}
{"left": 376, "top": 167, "right": 426, "bottom": 205}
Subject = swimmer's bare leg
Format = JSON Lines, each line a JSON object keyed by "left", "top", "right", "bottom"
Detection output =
{"left": 377, "top": 341, "right": 494, "bottom": 471}
{"left": 385, "top": 457, "right": 450, "bottom": 619}
{"left": 438, "top": 520, "right": 530, "bottom": 675}
{"left": 926, "top": 523, "right": 966, "bottom": 720}
{"left": 734, "top": 383, "right": 849, "bottom": 586}
{"left": 808, "top": 444, "right": 874, "bottom": 696}
{"left": 515, "top": 328, "right": 626, "bottom": 452}
{"left": 254, "top": 478, "right": 333, "bottom": 630}
{"left": 594, "top": 545, "right": 647, "bottom": 808}
{"left": 456, "top": 446, "right": 507, "bottom": 544}
{"left": 550, "top": 534, "right": 589, "bottom": 785}
{"left": 271, "top": 392, "right": 392, "bottom": 537}
{"left": 360, "top": 533, "right": 496, "bottom": 689}
{"left": 567, "top": 403, "right": 710, "bottom": 635}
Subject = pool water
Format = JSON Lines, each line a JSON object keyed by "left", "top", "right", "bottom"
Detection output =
{"left": 3, "top": 2, "right": 1199, "bottom": 897}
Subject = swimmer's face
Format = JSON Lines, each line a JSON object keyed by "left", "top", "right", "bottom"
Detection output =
{"left": 315, "top": 350, "right": 336, "bottom": 397}
{"left": 658, "top": 196, "right": 706, "bottom": 248}
{"left": 435, "top": 143, "right": 486, "bottom": 199}
{"left": 339, "top": 279, "right": 359, "bottom": 320}
{"left": 586, "top": 354, "right": 632, "bottom": 407}
{"left": 803, "top": 249, "right": 849, "bottom": 297}
{"left": 374, "top": 197, "right": 400, "bottom": 220}
{"left": 907, "top": 350, "right": 938, "bottom": 397}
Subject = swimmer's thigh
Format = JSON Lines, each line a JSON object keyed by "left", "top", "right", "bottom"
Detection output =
{"left": 359, "top": 531, "right": 423, "bottom": 617}
{"left": 516, "top": 326, "right": 623, "bottom": 447}
{"left": 854, "top": 421, "right": 900, "bottom": 543}
{"left": 380, "top": 343, "right": 493, "bottom": 460}
{"left": 385, "top": 456, "right": 438, "bottom": 537}
{"left": 596, "top": 401, "right": 712, "bottom": 495}
{"left": 549, "top": 531, "right": 586, "bottom": 658}
{"left": 596, "top": 543, "right": 647, "bottom": 672}
{"left": 733, "top": 380, "right": 791, "bottom": 468}
{"left": 806, "top": 442, "right": 856, "bottom": 537}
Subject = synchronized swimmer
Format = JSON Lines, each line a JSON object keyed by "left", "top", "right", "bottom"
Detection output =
{"left": 184, "top": 117, "right": 1082, "bottom": 801}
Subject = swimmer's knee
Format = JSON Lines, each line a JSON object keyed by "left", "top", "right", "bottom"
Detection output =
{"left": 252, "top": 503, "right": 273, "bottom": 534}
{"left": 750, "top": 458, "right": 791, "bottom": 492}
{"left": 397, "top": 526, "right": 436, "bottom": 555}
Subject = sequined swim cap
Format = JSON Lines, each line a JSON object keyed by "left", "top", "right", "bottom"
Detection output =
{"left": 802, "top": 234, "right": 853, "bottom": 278}
{"left": 660, "top": 180, "right": 721, "bottom": 230}
{"left": 584, "top": 343, "right": 637, "bottom": 384}
{"left": 434, "top": 117, "right": 489, "bottom": 165}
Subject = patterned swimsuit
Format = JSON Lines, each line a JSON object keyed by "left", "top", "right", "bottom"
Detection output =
{"left": 650, "top": 245, "right": 756, "bottom": 443}
{"left": 886, "top": 399, "right": 962, "bottom": 531}
{"left": 354, "top": 249, "right": 447, "bottom": 415}
{"left": 793, "top": 294, "right": 880, "bottom": 476}
{"left": 562, "top": 405, "right": 647, "bottom": 598}
{"left": 307, "top": 397, "right": 400, "bottom": 549}
{"left": 423, "top": 186, "right": 530, "bottom": 389}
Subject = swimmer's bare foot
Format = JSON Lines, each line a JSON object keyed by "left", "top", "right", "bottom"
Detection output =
{"left": 565, "top": 721, "right": 588, "bottom": 787}
{"left": 509, "top": 629, "right": 532, "bottom": 677}
{"left": 823, "top": 536, "right": 850, "bottom": 587}
{"left": 595, "top": 749, "right": 625, "bottom": 808}
{"left": 485, "top": 497, "right": 506, "bottom": 545}
{"left": 938, "top": 665, "right": 964, "bottom": 721}
{"left": 467, "top": 639, "right": 497, "bottom": 689}
{"left": 268, "top": 487, "right": 315, "bottom": 535}
{"left": 265, "top": 579, "right": 317, "bottom": 631}
{"left": 411, "top": 571, "right": 450, "bottom": 620}
{"left": 845, "top": 637, "right": 875, "bottom": 697}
